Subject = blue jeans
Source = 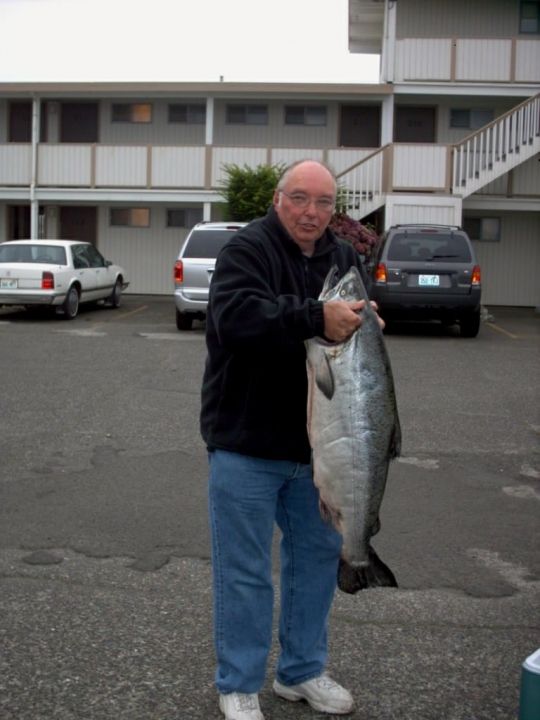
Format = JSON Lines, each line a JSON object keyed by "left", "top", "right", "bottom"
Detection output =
{"left": 208, "top": 449, "right": 342, "bottom": 694}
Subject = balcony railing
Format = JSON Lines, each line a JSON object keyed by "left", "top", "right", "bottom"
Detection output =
{"left": 393, "top": 36, "right": 540, "bottom": 83}
{"left": 452, "top": 93, "right": 540, "bottom": 197}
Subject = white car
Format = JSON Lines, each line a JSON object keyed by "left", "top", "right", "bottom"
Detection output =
{"left": 0, "top": 239, "right": 129, "bottom": 319}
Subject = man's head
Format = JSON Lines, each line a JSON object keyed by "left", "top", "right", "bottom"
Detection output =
{"left": 273, "top": 160, "right": 337, "bottom": 254}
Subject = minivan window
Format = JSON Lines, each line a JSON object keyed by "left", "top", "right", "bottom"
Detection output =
{"left": 183, "top": 230, "right": 240, "bottom": 258}
{"left": 388, "top": 233, "right": 472, "bottom": 263}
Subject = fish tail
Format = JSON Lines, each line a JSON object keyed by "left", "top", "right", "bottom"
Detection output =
{"left": 337, "top": 547, "right": 398, "bottom": 594}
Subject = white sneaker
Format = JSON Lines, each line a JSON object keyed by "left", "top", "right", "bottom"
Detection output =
{"left": 219, "top": 692, "right": 265, "bottom": 720}
{"left": 273, "top": 673, "right": 354, "bottom": 714}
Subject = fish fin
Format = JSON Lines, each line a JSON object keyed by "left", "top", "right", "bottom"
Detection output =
{"left": 314, "top": 353, "right": 335, "bottom": 400}
{"left": 319, "top": 498, "right": 341, "bottom": 528}
{"left": 337, "top": 547, "right": 398, "bottom": 594}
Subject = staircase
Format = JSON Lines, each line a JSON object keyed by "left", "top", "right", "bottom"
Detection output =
{"left": 336, "top": 93, "right": 540, "bottom": 221}
{"left": 452, "top": 93, "right": 540, "bottom": 197}
{"left": 335, "top": 145, "right": 388, "bottom": 219}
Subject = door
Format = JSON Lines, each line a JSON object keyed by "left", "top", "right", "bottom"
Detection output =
{"left": 7, "top": 206, "right": 46, "bottom": 239}
{"left": 395, "top": 106, "right": 436, "bottom": 143}
{"left": 8, "top": 102, "right": 47, "bottom": 142}
{"left": 60, "top": 102, "right": 98, "bottom": 143}
{"left": 340, "top": 105, "right": 380, "bottom": 148}
{"left": 60, "top": 207, "right": 97, "bottom": 245}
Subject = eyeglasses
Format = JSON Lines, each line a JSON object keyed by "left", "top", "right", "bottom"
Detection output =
{"left": 280, "top": 191, "right": 335, "bottom": 212}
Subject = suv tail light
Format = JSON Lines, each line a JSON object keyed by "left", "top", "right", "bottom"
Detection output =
{"left": 174, "top": 260, "right": 184, "bottom": 284}
{"left": 374, "top": 262, "right": 387, "bottom": 283}
{"left": 471, "top": 265, "right": 481, "bottom": 285}
{"left": 41, "top": 271, "right": 54, "bottom": 290}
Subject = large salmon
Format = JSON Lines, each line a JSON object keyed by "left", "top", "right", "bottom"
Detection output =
{"left": 306, "top": 265, "right": 401, "bottom": 593}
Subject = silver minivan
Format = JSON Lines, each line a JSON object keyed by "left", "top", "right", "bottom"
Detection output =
{"left": 173, "top": 221, "right": 247, "bottom": 330}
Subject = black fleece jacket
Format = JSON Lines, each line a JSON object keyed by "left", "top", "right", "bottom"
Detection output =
{"left": 200, "top": 206, "right": 369, "bottom": 464}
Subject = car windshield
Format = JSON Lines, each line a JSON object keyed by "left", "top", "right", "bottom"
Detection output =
{"left": 387, "top": 233, "right": 472, "bottom": 263}
{"left": 182, "top": 230, "right": 240, "bottom": 259}
{"left": 0, "top": 244, "right": 67, "bottom": 265}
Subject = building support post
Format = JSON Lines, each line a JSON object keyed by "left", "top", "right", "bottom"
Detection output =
{"left": 30, "top": 96, "right": 40, "bottom": 238}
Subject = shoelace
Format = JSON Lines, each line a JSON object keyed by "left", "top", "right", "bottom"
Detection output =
{"left": 235, "top": 694, "right": 259, "bottom": 711}
{"left": 314, "top": 674, "right": 340, "bottom": 690}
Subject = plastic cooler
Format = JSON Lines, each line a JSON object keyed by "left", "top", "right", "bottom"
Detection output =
{"left": 519, "top": 648, "right": 540, "bottom": 720}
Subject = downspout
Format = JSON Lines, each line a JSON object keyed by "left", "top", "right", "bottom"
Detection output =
{"left": 30, "top": 96, "right": 40, "bottom": 238}
{"left": 204, "top": 96, "right": 215, "bottom": 221}
{"left": 382, "top": 0, "right": 396, "bottom": 84}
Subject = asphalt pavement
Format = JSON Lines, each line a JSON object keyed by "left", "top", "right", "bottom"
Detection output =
{"left": 0, "top": 298, "right": 538, "bottom": 720}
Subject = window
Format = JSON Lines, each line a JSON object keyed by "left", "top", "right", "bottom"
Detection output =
{"left": 168, "top": 104, "right": 206, "bottom": 124}
{"left": 463, "top": 217, "right": 501, "bottom": 242}
{"left": 450, "top": 109, "right": 494, "bottom": 130}
{"left": 167, "top": 208, "right": 203, "bottom": 228}
{"left": 111, "top": 103, "right": 152, "bottom": 123}
{"left": 285, "top": 106, "right": 327, "bottom": 126}
{"left": 520, "top": 1, "right": 540, "bottom": 32}
{"left": 388, "top": 233, "right": 472, "bottom": 263}
{"left": 110, "top": 208, "right": 150, "bottom": 227}
{"left": 225, "top": 104, "right": 268, "bottom": 125}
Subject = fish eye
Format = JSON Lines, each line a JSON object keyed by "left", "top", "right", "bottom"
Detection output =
{"left": 340, "top": 289, "right": 346, "bottom": 297}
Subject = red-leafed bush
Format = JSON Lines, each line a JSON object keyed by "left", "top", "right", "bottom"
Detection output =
{"left": 329, "top": 213, "right": 380, "bottom": 261}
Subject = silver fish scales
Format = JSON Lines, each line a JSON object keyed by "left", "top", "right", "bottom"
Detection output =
{"left": 306, "top": 265, "right": 401, "bottom": 593}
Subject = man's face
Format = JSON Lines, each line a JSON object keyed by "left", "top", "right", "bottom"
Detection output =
{"left": 273, "top": 162, "right": 336, "bottom": 250}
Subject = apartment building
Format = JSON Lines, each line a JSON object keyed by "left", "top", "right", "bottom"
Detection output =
{"left": 348, "top": 0, "right": 540, "bottom": 307}
{"left": 0, "top": 0, "right": 538, "bottom": 305}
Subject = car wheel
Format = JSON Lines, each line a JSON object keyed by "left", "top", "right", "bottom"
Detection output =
{"left": 176, "top": 310, "right": 193, "bottom": 330}
{"left": 108, "top": 278, "right": 122, "bottom": 308}
{"left": 62, "top": 286, "right": 80, "bottom": 319}
{"left": 460, "top": 309, "right": 480, "bottom": 338}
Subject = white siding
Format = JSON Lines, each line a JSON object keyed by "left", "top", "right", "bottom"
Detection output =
{"left": 512, "top": 154, "right": 540, "bottom": 196}
{"left": 470, "top": 212, "right": 540, "bottom": 307}
{"left": 394, "top": 39, "right": 452, "bottom": 81}
{"left": 456, "top": 40, "right": 512, "bottom": 82}
{"left": 271, "top": 148, "right": 324, "bottom": 168}
{"left": 396, "top": 0, "right": 518, "bottom": 38}
{"left": 97, "top": 206, "right": 189, "bottom": 295}
{"left": 0, "top": 145, "right": 31, "bottom": 184}
{"left": 385, "top": 194, "right": 462, "bottom": 227}
{"left": 151, "top": 146, "right": 206, "bottom": 187}
{"left": 95, "top": 146, "right": 148, "bottom": 187}
{"left": 327, "top": 149, "right": 373, "bottom": 175}
{"left": 37, "top": 145, "right": 92, "bottom": 186}
{"left": 515, "top": 40, "right": 540, "bottom": 83}
{"left": 393, "top": 145, "right": 448, "bottom": 189}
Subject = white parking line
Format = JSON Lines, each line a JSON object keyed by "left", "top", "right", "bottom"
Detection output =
{"left": 467, "top": 548, "right": 538, "bottom": 590}
{"left": 138, "top": 332, "right": 203, "bottom": 341}
{"left": 55, "top": 329, "right": 107, "bottom": 337}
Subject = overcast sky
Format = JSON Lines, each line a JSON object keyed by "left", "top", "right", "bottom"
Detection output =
{"left": 0, "top": 0, "right": 379, "bottom": 84}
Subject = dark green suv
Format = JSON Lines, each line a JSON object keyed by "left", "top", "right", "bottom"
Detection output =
{"left": 369, "top": 224, "right": 482, "bottom": 337}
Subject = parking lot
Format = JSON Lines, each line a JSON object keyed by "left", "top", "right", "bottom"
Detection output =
{"left": 0, "top": 297, "right": 538, "bottom": 719}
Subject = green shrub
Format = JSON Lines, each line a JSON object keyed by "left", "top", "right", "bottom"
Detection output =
{"left": 219, "top": 163, "right": 285, "bottom": 221}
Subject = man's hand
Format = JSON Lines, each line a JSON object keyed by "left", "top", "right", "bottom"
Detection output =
{"left": 323, "top": 300, "right": 385, "bottom": 342}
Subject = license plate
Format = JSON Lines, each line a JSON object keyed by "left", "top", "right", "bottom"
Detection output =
{"left": 0, "top": 278, "right": 18, "bottom": 289}
{"left": 418, "top": 274, "right": 440, "bottom": 287}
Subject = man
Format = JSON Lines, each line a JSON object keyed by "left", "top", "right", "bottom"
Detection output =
{"left": 200, "top": 160, "right": 374, "bottom": 720}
